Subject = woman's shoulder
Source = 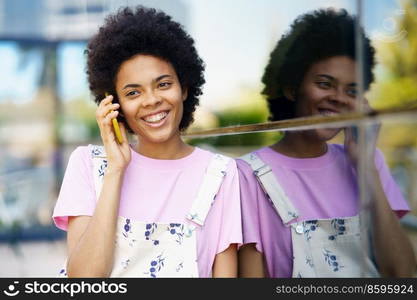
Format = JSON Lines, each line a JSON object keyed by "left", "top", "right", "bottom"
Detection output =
{"left": 67, "top": 144, "right": 89, "bottom": 159}
{"left": 329, "top": 143, "right": 386, "bottom": 166}
{"left": 194, "top": 146, "right": 237, "bottom": 169}
{"left": 234, "top": 147, "right": 272, "bottom": 178}
{"left": 236, "top": 146, "right": 270, "bottom": 161}
{"left": 66, "top": 144, "right": 98, "bottom": 170}
{"left": 236, "top": 146, "right": 275, "bottom": 165}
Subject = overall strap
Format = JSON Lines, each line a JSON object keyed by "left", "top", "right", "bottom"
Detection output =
{"left": 186, "top": 154, "right": 231, "bottom": 226}
{"left": 90, "top": 145, "right": 107, "bottom": 199}
{"left": 240, "top": 153, "right": 298, "bottom": 225}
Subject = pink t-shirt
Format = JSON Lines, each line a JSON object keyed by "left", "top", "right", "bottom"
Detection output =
{"left": 237, "top": 144, "right": 410, "bottom": 278}
{"left": 53, "top": 145, "right": 242, "bottom": 277}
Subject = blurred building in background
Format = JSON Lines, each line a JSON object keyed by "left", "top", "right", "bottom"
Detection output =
{"left": 0, "top": 0, "right": 189, "bottom": 276}
{"left": 0, "top": 0, "right": 189, "bottom": 229}
{"left": 0, "top": 0, "right": 189, "bottom": 39}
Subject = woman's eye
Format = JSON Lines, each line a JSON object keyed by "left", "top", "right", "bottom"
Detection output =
{"left": 159, "top": 82, "right": 172, "bottom": 88}
{"left": 317, "top": 81, "right": 331, "bottom": 89}
{"left": 126, "top": 90, "right": 140, "bottom": 97}
{"left": 346, "top": 88, "right": 357, "bottom": 97}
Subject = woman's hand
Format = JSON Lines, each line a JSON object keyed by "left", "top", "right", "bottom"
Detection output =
{"left": 96, "top": 94, "right": 131, "bottom": 172}
{"left": 344, "top": 99, "right": 380, "bottom": 168}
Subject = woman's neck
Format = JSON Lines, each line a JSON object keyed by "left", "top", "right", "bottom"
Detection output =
{"left": 134, "top": 134, "right": 194, "bottom": 160}
{"left": 271, "top": 131, "right": 328, "bottom": 158}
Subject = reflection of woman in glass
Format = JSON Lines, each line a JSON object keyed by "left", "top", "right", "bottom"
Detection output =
{"left": 52, "top": 6, "right": 241, "bottom": 277}
{"left": 238, "top": 9, "right": 416, "bottom": 277}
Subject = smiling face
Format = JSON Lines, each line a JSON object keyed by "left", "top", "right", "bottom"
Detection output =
{"left": 115, "top": 54, "right": 187, "bottom": 146}
{"left": 291, "top": 55, "right": 359, "bottom": 141}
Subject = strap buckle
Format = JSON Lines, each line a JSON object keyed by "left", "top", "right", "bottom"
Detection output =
{"left": 254, "top": 164, "right": 272, "bottom": 177}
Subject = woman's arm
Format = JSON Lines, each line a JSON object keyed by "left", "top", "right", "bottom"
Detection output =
{"left": 345, "top": 122, "right": 416, "bottom": 277}
{"left": 238, "top": 243, "right": 267, "bottom": 278}
{"left": 212, "top": 244, "right": 238, "bottom": 277}
{"left": 66, "top": 169, "right": 125, "bottom": 277}
{"left": 66, "top": 95, "right": 131, "bottom": 277}
{"left": 369, "top": 167, "right": 416, "bottom": 277}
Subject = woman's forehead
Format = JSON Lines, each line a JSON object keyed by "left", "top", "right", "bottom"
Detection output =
{"left": 307, "top": 56, "right": 357, "bottom": 82}
{"left": 116, "top": 54, "right": 176, "bottom": 83}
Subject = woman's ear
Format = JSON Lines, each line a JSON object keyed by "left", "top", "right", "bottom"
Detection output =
{"left": 283, "top": 87, "right": 296, "bottom": 101}
{"left": 182, "top": 88, "right": 188, "bottom": 102}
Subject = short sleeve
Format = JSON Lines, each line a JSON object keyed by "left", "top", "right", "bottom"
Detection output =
{"left": 374, "top": 148, "right": 410, "bottom": 218}
{"left": 213, "top": 159, "right": 243, "bottom": 254}
{"left": 195, "top": 156, "right": 243, "bottom": 277}
{"left": 236, "top": 158, "right": 264, "bottom": 253}
{"left": 52, "top": 146, "right": 97, "bottom": 231}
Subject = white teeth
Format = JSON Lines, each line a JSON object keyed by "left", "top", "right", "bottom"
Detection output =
{"left": 143, "top": 111, "right": 168, "bottom": 123}
{"left": 320, "top": 110, "right": 338, "bottom": 116}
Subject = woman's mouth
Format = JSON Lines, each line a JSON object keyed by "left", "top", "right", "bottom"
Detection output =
{"left": 141, "top": 111, "right": 169, "bottom": 128}
{"left": 317, "top": 108, "right": 340, "bottom": 117}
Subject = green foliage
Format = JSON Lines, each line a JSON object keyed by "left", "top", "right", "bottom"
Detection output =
{"left": 367, "top": 0, "right": 417, "bottom": 153}
{"left": 189, "top": 88, "right": 283, "bottom": 146}
{"left": 370, "top": 77, "right": 417, "bottom": 109}
{"left": 369, "top": 0, "right": 417, "bottom": 110}
{"left": 62, "top": 96, "right": 100, "bottom": 140}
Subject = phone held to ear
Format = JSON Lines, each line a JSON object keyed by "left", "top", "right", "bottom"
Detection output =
{"left": 105, "top": 92, "right": 124, "bottom": 144}
{"left": 351, "top": 126, "right": 358, "bottom": 143}
{"left": 350, "top": 123, "right": 379, "bottom": 145}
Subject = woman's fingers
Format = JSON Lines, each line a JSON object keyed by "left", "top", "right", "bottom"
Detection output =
{"left": 95, "top": 95, "right": 131, "bottom": 170}
{"left": 97, "top": 95, "right": 119, "bottom": 113}
{"left": 96, "top": 98, "right": 120, "bottom": 125}
{"left": 103, "top": 94, "right": 113, "bottom": 104}
{"left": 344, "top": 127, "right": 356, "bottom": 148}
{"left": 96, "top": 95, "right": 124, "bottom": 144}
{"left": 97, "top": 94, "right": 113, "bottom": 111}
{"left": 104, "top": 110, "right": 119, "bottom": 124}
{"left": 97, "top": 104, "right": 120, "bottom": 120}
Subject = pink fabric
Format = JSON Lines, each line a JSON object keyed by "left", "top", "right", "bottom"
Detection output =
{"left": 237, "top": 144, "right": 410, "bottom": 278}
{"left": 53, "top": 145, "right": 242, "bottom": 277}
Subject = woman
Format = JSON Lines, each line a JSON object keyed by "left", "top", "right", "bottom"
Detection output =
{"left": 53, "top": 6, "right": 241, "bottom": 278}
{"left": 237, "top": 8, "right": 415, "bottom": 278}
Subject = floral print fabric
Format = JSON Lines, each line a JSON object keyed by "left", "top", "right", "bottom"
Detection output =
{"left": 111, "top": 217, "right": 198, "bottom": 277}
{"left": 242, "top": 153, "right": 379, "bottom": 277}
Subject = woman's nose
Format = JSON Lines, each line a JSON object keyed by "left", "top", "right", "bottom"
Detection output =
{"left": 141, "top": 91, "right": 162, "bottom": 107}
{"left": 329, "top": 89, "right": 354, "bottom": 109}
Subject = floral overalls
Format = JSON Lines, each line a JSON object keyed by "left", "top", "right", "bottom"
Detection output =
{"left": 59, "top": 145, "right": 231, "bottom": 278}
{"left": 240, "top": 153, "right": 379, "bottom": 277}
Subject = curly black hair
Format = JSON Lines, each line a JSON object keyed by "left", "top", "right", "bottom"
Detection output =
{"left": 262, "top": 8, "right": 376, "bottom": 121}
{"left": 86, "top": 6, "right": 205, "bottom": 131}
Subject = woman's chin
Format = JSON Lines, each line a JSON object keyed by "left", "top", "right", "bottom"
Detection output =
{"left": 139, "top": 128, "right": 179, "bottom": 145}
{"left": 143, "top": 134, "right": 171, "bottom": 145}
{"left": 315, "top": 128, "right": 341, "bottom": 141}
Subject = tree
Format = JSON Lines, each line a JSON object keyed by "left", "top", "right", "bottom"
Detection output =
{"left": 369, "top": 0, "right": 417, "bottom": 110}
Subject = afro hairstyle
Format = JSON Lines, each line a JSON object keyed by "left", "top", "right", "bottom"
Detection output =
{"left": 86, "top": 6, "right": 205, "bottom": 131}
{"left": 262, "top": 8, "right": 376, "bottom": 121}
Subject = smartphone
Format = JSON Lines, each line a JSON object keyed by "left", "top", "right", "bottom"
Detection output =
{"left": 105, "top": 92, "right": 123, "bottom": 144}
{"left": 350, "top": 124, "right": 379, "bottom": 144}
{"left": 351, "top": 126, "right": 358, "bottom": 143}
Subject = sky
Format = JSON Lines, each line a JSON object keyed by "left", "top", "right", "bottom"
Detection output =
{"left": 0, "top": 0, "right": 406, "bottom": 111}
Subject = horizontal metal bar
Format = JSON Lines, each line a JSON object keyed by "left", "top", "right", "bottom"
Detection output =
{"left": 184, "top": 105, "right": 417, "bottom": 138}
